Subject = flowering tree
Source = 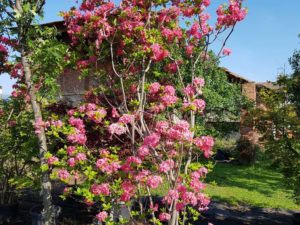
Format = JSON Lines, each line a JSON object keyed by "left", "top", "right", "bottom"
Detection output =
{"left": 1, "top": 1, "right": 69, "bottom": 224}
{"left": 45, "top": 0, "right": 247, "bottom": 224}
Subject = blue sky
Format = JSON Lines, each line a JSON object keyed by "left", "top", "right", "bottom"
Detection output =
{"left": 1, "top": 0, "right": 300, "bottom": 94}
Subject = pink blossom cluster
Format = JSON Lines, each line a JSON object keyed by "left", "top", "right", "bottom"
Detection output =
{"left": 161, "top": 27, "right": 183, "bottom": 43}
{"left": 58, "top": 169, "right": 70, "bottom": 181}
{"left": 34, "top": 118, "right": 50, "bottom": 135}
{"left": 167, "top": 120, "right": 193, "bottom": 142}
{"left": 90, "top": 183, "right": 111, "bottom": 196}
{"left": 159, "top": 159, "right": 175, "bottom": 173}
{"left": 161, "top": 182, "right": 211, "bottom": 213}
{"left": 47, "top": 156, "right": 59, "bottom": 165}
{"left": 96, "top": 158, "right": 121, "bottom": 174}
{"left": 184, "top": 99, "right": 206, "bottom": 112}
{"left": 108, "top": 123, "right": 127, "bottom": 135}
{"left": 119, "top": 114, "right": 134, "bottom": 124}
{"left": 96, "top": 211, "right": 108, "bottom": 222}
{"left": 223, "top": 48, "right": 232, "bottom": 56}
{"left": 216, "top": 0, "right": 247, "bottom": 28}
{"left": 79, "top": 103, "right": 107, "bottom": 123}
{"left": 67, "top": 117, "right": 87, "bottom": 145}
{"left": 194, "top": 136, "right": 215, "bottom": 158}
{"left": 120, "top": 180, "right": 136, "bottom": 202}
{"left": 150, "top": 44, "right": 170, "bottom": 62}
{"left": 146, "top": 175, "right": 163, "bottom": 189}
{"left": 161, "top": 85, "right": 178, "bottom": 107}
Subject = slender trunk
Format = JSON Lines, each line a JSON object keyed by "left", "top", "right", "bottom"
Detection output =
{"left": 21, "top": 50, "right": 54, "bottom": 225}
{"left": 169, "top": 200, "right": 178, "bottom": 225}
{"left": 184, "top": 111, "right": 195, "bottom": 174}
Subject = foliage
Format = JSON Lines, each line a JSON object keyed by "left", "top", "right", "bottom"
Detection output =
{"left": 187, "top": 53, "right": 247, "bottom": 137}
{"left": 251, "top": 77, "right": 300, "bottom": 203}
{"left": 0, "top": 98, "right": 39, "bottom": 204}
{"left": 288, "top": 46, "right": 300, "bottom": 116}
{"left": 0, "top": 1, "right": 71, "bottom": 223}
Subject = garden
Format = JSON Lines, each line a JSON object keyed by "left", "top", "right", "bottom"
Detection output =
{"left": 0, "top": 0, "right": 300, "bottom": 225}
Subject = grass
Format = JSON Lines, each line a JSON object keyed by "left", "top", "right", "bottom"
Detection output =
{"left": 204, "top": 162, "right": 300, "bottom": 210}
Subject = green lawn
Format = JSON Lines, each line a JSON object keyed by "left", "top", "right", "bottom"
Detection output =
{"left": 204, "top": 162, "right": 300, "bottom": 210}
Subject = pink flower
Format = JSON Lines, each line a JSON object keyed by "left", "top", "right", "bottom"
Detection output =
{"left": 176, "top": 202, "right": 185, "bottom": 211}
{"left": 185, "top": 45, "right": 194, "bottom": 57}
{"left": 190, "top": 178, "right": 206, "bottom": 192}
{"left": 203, "top": 0, "right": 210, "bottom": 7}
{"left": 90, "top": 183, "right": 111, "bottom": 196}
{"left": 67, "top": 146, "right": 76, "bottom": 155}
{"left": 155, "top": 121, "right": 169, "bottom": 134}
{"left": 75, "top": 153, "right": 87, "bottom": 161}
{"left": 121, "top": 181, "right": 136, "bottom": 202}
{"left": 163, "top": 85, "right": 176, "bottom": 95}
{"left": 182, "top": 192, "right": 197, "bottom": 206}
{"left": 68, "top": 158, "right": 76, "bottom": 167}
{"left": 159, "top": 212, "right": 171, "bottom": 221}
{"left": 161, "top": 27, "right": 174, "bottom": 42}
{"left": 34, "top": 118, "right": 50, "bottom": 134}
{"left": 126, "top": 156, "right": 142, "bottom": 165}
{"left": 143, "top": 133, "right": 160, "bottom": 148}
{"left": 149, "top": 82, "right": 161, "bottom": 94}
{"left": 51, "top": 120, "right": 63, "bottom": 128}
{"left": 161, "top": 94, "right": 178, "bottom": 106}
{"left": 69, "top": 117, "right": 85, "bottom": 131}
{"left": 111, "top": 107, "right": 120, "bottom": 118}
{"left": 58, "top": 169, "right": 70, "bottom": 180}
{"left": 150, "top": 44, "right": 169, "bottom": 62}
{"left": 193, "top": 78, "right": 205, "bottom": 87}
{"left": 159, "top": 159, "right": 175, "bottom": 173}
{"left": 199, "top": 167, "right": 208, "bottom": 176}
{"left": 223, "top": 48, "right": 232, "bottom": 56}
{"left": 67, "top": 132, "right": 87, "bottom": 145}
{"left": 167, "top": 120, "right": 192, "bottom": 142}
{"left": 119, "top": 114, "right": 134, "bottom": 124}
{"left": 87, "top": 108, "right": 107, "bottom": 123}
{"left": 184, "top": 85, "right": 196, "bottom": 97}
{"left": 67, "top": 109, "right": 75, "bottom": 116}
{"left": 193, "top": 99, "right": 206, "bottom": 111}
{"left": 146, "top": 175, "right": 163, "bottom": 189}
{"left": 163, "top": 189, "right": 179, "bottom": 204}
{"left": 96, "top": 211, "right": 108, "bottom": 222}
{"left": 86, "top": 103, "right": 97, "bottom": 111}
{"left": 108, "top": 123, "right": 127, "bottom": 135}
{"left": 150, "top": 203, "right": 159, "bottom": 212}
{"left": 96, "top": 158, "right": 120, "bottom": 174}
{"left": 187, "top": 22, "right": 202, "bottom": 39}
{"left": 164, "top": 62, "right": 178, "bottom": 73}
{"left": 135, "top": 170, "right": 150, "bottom": 182}
{"left": 197, "top": 193, "right": 211, "bottom": 211}
{"left": 47, "top": 156, "right": 59, "bottom": 165}
{"left": 138, "top": 145, "right": 150, "bottom": 158}
{"left": 194, "top": 136, "right": 214, "bottom": 158}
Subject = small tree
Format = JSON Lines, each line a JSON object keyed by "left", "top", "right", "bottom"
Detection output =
{"left": 0, "top": 98, "right": 39, "bottom": 205}
{"left": 252, "top": 76, "right": 300, "bottom": 203}
{"left": 45, "top": 0, "right": 247, "bottom": 224}
{"left": 0, "top": 1, "right": 69, "bottom": 224}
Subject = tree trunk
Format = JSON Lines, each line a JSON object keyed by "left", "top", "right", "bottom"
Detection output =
{"left": 21, "top": 50, "right": 54, "bottom": 225}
